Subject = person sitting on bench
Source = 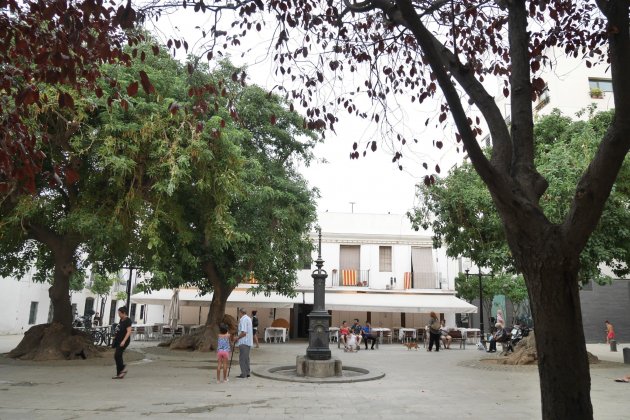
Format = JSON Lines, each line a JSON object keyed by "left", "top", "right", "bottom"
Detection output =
{"left": 361, "top": 321, "right": 377, "bottom": 350}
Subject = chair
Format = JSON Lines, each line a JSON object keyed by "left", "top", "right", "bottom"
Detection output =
{"left": 381, "top": 329, "right": 393, "bottom": 344}
{"left": 417, "top": 328, "right": 426, "bottom": 344}
{"left": 150, "top": 325, "right": 160, "bottom": 340}
{"left": 393, "top": 327, "right": 400, "bottom": 342}
{"left": 403, "top": 329, "right": 415, "bottom": 343}
{"left": 270, "top": 318, "right": 290, "bottom": 342}
{"left": 161, "top": 325, "right": 173, "bottom": 340}
{"left": 174, "top": 325, "right": 184, "bottom": 337}
{"left": 134, "top": 326, "right": 146, "bottom": 341}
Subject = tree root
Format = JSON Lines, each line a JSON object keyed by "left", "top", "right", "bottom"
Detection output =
{"left": 7, "top": 323, "right": 102, "bottom": 361}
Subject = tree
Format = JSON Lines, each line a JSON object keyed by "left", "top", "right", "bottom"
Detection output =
{"left": 89, "top": 273, "right": 117, "bottom": 322}
{"left": 2, "top": 38, "right": 229, "bottom": 360}
{"left": 0, "top": 85, "right": 141, "bottom": 359}
{"left": 455, "top": 271, "right": 528, "bottom": 326}
{"left": 135, "top": 1, "right": 629, "bottom": 417}
{"left": 0, "top": 0, "right": 142, "bottom": 193}
{"left": 412, "top": 110, "right": 630, "bottom": 283}
{"left": 137, "top": 63, "right": 319, "bottom": 351}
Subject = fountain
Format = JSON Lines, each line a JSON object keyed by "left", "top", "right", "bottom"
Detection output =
{"left": 253, "top": 228, "right": 384, "bottom": 383}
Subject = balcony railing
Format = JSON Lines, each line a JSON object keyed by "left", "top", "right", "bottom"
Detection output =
{"left": 330, "top": 269, "right": 370, "bottom": 287}
{"left": 404, "top": 272, "right": 440, "bottom": 289}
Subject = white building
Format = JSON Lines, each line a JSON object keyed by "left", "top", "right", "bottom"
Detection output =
{"left": 131, "top": 212, "right": 477, "bottom": 339}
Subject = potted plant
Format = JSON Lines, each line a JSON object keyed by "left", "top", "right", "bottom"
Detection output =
{"left": 589, "top": 87, "right": 603, "bottom": 99}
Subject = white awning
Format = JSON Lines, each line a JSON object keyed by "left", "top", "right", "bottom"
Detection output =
{"left": 131, "top": 288, "right": 299, "bottom": 308}
{"left": 312, "top": 292, "right": 477, "bottom": 313}
{"left": 131, "top": 288, "right": 476, "bottom": 313}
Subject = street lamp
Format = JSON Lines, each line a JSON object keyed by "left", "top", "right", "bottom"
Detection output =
{"left": 465, "top": 268, "right": 493, "bottom": 348}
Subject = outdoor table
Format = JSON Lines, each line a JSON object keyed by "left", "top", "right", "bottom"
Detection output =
{"left": 398, "top": 327, "right": 417, "bottom": 342}
{"left": 265, "top": 327, "right": 287, "bottom": 343}
{"left": 460, "top": 328, "right": 480, "bottom": 344}
{"left": 329, "top": 327, "right": 339, "bottom": 343}
{"left": 371, "top": 327, "right": 391, "bottom": 348}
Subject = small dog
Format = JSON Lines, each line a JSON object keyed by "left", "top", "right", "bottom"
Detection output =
{"left": 403, "top": 342, "right": 419, "bottom": 350}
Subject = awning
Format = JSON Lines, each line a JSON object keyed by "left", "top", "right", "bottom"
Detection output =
{"left": 132, "top": 288, "right": 476, "bottom": 313}
{"left": 131, "top": 288, "right": 299, "bottom": 308}
{"left": 305, "top": 292, "right": 477, "bottom": 313}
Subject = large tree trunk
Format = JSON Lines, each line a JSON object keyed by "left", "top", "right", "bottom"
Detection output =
{"left": 49, "top": 244, "right": 76, "bottom": 333}
{"left": 514, "top": 234, "right": 592, "bottom": 419}
{"left": 169, "top": 261, "right": 236, "bottom": 352}
{"left": 8, "top": 237, "right": 87, "bottom": 360}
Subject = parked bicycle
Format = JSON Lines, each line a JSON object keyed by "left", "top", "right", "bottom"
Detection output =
{"left": 73, "top": 310, "right": 114, "bottom": 347}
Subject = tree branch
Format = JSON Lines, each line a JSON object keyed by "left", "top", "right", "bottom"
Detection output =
{"left": 394, "top": 0, "right": 500, "bottom": 187}
{"left": 506, "top": 0, "right": 547, "bottom": 202}
{"left": 563, "top": 0, "right": 630, "bottom": 252}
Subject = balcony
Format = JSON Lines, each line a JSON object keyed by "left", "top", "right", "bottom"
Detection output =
{"left": 330, "top": 269, "right": 370, "bottom": 287}
{"left": 403, "top": 272, "right": 441, "bottom": 289}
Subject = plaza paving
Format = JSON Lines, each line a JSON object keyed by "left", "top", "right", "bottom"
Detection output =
{"left": 0, "top": 334, "right": 628, "bottom": 419}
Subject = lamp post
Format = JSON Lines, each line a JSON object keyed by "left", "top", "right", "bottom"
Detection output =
{"left": 465, "top": 268, "right": 493, "bottom": 347}
{"left": 306, "top": 228, "right": 331, "bottom": 360}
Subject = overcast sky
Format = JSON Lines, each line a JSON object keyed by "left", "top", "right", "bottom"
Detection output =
{"left": 148, "top": 7, "right": 466, "bottom": 215}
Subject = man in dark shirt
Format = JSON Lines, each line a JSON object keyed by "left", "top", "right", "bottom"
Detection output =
{"left": 112, "top": 306, "right": 132, "bottom": 379}
{"left": 351, "top": 319, "right": 363, "bottom": 349}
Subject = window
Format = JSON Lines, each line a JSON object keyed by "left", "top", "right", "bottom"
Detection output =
{"left": 109, "top": 300, "right": 118, "bottom": 325}
{"left": 140, "top": 305, "right": 145, "bottom": 320}
{"left": 589, "top": 78, "right": 613, "bottom": 92}
{"left": 28, "top": 302, "right": 39, "bottom": 325}
{"left": 379, "top": 246, "right": 392, "bottom": 272}
{"left": 130, "top": 303, "right": 137, "bottom": 320}
{"left": 84, "top": 297, "right": 94, "bottom": 316}
{"left": 339, "top": 245, "right": 360, "bottom": 270}
{"left": 71, "top": 303, "right": 78, "bottom": 317}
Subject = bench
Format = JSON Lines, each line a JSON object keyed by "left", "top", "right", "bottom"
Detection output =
{"left": 448, "top": 329, "right": 466, "bottom": 349}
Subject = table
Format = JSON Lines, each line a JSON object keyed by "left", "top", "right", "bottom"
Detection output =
{"left": 329, "top": 327, "right": 339, "bottom": 343}
{"left": 265, "top": 327, "right": 287, "bottom": 343}
{"left": 460, "top": 328, "right": 480, "bottom": 344}
{"left": 398, "top": 327, "right": 417, "bottom": 342}
{"left": 371, "top": 328, "right": 391, "bottom": 346}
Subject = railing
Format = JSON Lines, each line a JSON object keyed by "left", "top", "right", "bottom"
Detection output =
{"left": 404, "top": 272, "right": 440, "bottom": 289}
{"left": 330, "top": 269, "right": 370, "bottom": 287}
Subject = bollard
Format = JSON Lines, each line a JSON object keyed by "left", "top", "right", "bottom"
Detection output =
{"left": 624, "top": 348, "right": 630, "bottom": 364}
{"left": 609, "top": 339, "right": 617, "bottom": 352}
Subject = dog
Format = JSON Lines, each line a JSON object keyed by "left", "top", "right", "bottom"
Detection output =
{"left": 403, "top": 342, "right": 419, "bottom": 350}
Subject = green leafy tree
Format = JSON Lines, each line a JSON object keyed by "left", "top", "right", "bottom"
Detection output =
{"left": 3, "top": 39, "right": 239, "bottom": 359}
{"left": 412, "top": 110, "right": 630, "bottom": 284}
{"left": 138, "top": 64, "right": 319, "bottom": 350}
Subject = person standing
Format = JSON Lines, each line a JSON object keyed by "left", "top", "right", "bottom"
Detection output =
{"left": 605, "top": 320, "right": 616, "bottom": 344}
{"left": 235, "top": 308, "right": 253, "bottom": 378}
{"left": 252, "top": 310, "right": 260, "bottom": 348}
{"left": 427, "top": 311, "right": 441, "bottom": 352}
{"left": 216, "top": 324, "right": 231, "bottom": 383}
{"left": 112, "top": 306, "right": 132, "bottom": 379}
{"left": 496, "top": 309, "right": 505, "bottom": 328}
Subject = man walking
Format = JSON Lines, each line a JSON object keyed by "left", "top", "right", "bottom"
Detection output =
{"left": 234, "top": 308, "right": 253, "bottom": 378}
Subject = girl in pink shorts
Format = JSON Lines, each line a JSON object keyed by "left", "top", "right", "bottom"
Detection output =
{"left": 217, "top": 324, "right": 231, "bottom": 383}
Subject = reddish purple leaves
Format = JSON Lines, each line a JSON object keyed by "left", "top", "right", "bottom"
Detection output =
{"left": 139, "top": 71, "right": 155, "bottom": 95}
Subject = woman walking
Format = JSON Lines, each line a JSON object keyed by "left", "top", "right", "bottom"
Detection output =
{"left": 112, "top": 306, "right": 132, "bottom": 379}
{"left": 427, "top": 311, "right": 441, "bottom": 352}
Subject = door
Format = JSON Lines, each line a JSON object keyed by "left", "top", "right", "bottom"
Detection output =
{"left": 296, "top": 304, "right": 313, "bottom": 338}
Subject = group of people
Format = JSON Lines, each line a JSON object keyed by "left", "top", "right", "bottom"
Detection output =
{"left": 110, "top": 307, "right": 259, "bottom": 383}
{"left": 339, "top": 319, "right": 378, "bottom": 351}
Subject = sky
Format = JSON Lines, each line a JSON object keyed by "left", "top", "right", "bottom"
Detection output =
{"left": 147, "top": 6, "right": 467, "bottom": 215}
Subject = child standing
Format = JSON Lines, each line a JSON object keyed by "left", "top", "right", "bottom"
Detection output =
{"left": 216, "top": 324, "right": 231, "bottom": 383}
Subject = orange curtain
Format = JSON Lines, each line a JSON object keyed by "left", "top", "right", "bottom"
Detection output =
{"left": 342, "top": 269, "right": 357, "bottom": 286}
{"left": 404, "top": 272, "right": 412, "bottom": 289}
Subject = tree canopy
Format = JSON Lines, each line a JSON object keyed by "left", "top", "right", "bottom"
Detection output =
{"left": 411, "top": 109, "right": 630, "bottom": 283}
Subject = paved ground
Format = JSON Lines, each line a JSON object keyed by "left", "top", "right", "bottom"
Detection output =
{"left": 0, "top": 335, "right": 629, "bottom": 419}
